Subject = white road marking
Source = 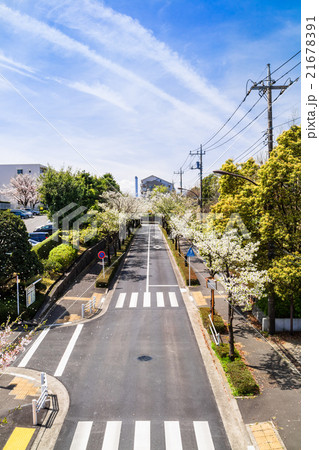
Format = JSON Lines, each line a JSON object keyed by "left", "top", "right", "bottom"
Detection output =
{"left": 146, "top": 225, "right": 151, "bottom": 292}
{"left": 169, "top": 292, "right": 179, "bottom": 307}
{"left": 18, "top": 327, "right": 50, "bottom": 368}
{"left": 156, "top": 292, "right": 165, "bottom": 307}
{"left": 54, "top": 324, "right": 83, "bottom": 377}
{"left": 115, "top": 293, "right": 126, "bottom": 308}
{"left": 102, "top": 421, "right": 122, "bottom": 450}
{"left": 193, "top": 421, "right": 215, "bottom": 450}
{"left": 164, "top": 421, "right": 183, "bottom": 450}
{"left": 70, "top": 421, "right": 92, "bottom": 450}
{"left": 129, "top": 292, "right": 138, "bottom": 308}
{"left": 143, "top": 292, "right": 151, "bottom": 307}
{"left": 134, "top": 421, "right": 150, "bottom": 450}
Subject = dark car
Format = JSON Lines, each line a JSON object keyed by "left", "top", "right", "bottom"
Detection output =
{"left": 28, "top": 232, "right": 49, "bottom": 242}
{"left": 10, "top": 209, "right": 29, "bottom": 219}
{"left": 34, "top": 223, "right": 56, "bottom": 235}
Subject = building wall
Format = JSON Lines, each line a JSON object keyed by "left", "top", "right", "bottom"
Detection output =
{"left": 140, "top": 175, "right": 174, "bottom": 195}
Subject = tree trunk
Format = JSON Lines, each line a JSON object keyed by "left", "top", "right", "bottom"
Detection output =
{"left": 290, "top": 297, "right": 294, "bottom": 335}
{"left": 228, "top": 296, "right": 235, "bottom": 361}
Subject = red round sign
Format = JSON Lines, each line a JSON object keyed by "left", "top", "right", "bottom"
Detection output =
{"left": 98, "top": 251, "right": 106, "bottom": 259}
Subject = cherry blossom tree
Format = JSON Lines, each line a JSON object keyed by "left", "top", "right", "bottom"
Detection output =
{"left": 1, "top": 174, "right": 39, "bottom": 208}
{"left": 0, "top": 317, "right": 36, "bottom": 370}
{"left": 192, "top": 227, "right": 269, "bottom": 360}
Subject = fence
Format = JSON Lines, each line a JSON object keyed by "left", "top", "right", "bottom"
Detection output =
{"left": 81, "top": 296, "right": 97, "bottom": 318}
{"left": 32, "top": 372, "right": 49, "bottom": 425}
{"left": 209, "top": 314, "right": 222, "bottom": 346}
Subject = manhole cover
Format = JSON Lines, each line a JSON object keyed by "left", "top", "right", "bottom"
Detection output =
{"left": 137, "top": 355, "right": 152, "bottom": 362}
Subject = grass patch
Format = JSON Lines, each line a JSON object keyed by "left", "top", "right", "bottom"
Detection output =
{"left": 161, "top": 228, "right": 200, "bottom": 286}
{"left": 212, "top": 342, "right": 259, "bottom": 396}
{"left": 199, "top": 307, "right": 226, "bottom": 334}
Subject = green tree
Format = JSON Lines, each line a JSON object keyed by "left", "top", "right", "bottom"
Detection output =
{"left": 38, "top": 166, "right": 84, "bottom": 218}
{"left": 38, "top": 166, "right": 120, "bottom": 218}
{"left": 268, "top": 254, "right": 301, "bottom": 334}
{"left": 0, "top": 211, "right": 42, "bottom": 283}
{"left": 257, "top": 126, "right": 301, "bottom": 257}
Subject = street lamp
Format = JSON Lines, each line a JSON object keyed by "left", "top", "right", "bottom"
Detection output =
{"left": 213, "top": 170, "right": 259, "bottom": 186}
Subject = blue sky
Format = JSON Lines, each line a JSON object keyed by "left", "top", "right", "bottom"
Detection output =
{"left": 0, "top": 0, "right": 301, "bottom": 194}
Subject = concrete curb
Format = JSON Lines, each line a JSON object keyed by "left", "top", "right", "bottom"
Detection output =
{"left": 161, "top": 227, "right": 254, "bottom": 450}
{"left": 5, "top": 367, "right": 69, "bottom": 450}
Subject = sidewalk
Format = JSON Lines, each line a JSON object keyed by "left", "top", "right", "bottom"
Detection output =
{"left": 180, "top": 239, "right": 301, "bottom": 450}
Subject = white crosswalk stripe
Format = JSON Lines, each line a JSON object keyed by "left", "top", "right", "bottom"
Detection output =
{"left": 70, "top": 421, "right": 93, "bottom": 450}
{"left": 156, "top": 292, "right": 165, "bottom": 307}
{"left": 134, "top": 421, "right": 151, "bottom": 450}
{"left": 143, "top": 292, "right": 151, "bottom": 307}
{"left": 129, "top": 292, "right": 138, "bottom": 308}
{"left": 164, "top": 421, "right": 183, "bottom": 450}
{"left": 169, "top": 291, "right": 179, "bottom": 307}
{"left": 102, "top": 421, "right": 122, "bottom": 450}
{"left": 194, "top": 421, "right": 216, "bottom": 450}
{"left": 69, "top": 420, "right": 217, "bottom": 449}
{"left": 114, "top": 292, "right": 180, "bottom": 309}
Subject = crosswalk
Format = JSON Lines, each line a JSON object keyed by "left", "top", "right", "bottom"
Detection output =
{"left": 114, "top": 292, "right": 180, "bottom": 309}
{"left": 69, "top": 420, "right": 216, "bottom": 450}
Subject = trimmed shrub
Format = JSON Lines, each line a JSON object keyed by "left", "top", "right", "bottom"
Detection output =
{"left": 44, "top": 244, "right": 77, "bottom": 273}
{"left": 227, "top": 360, "right": 260, "bottom": 396}
{"left": 32, "top": 230, "right": 60, "bottom": 260}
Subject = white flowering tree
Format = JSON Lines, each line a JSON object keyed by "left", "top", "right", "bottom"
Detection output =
{"left": 193, "top": 227, "right": 269, "bottom": 360}
{"left": 0, "top": 317, "right": 36, "bottom": 370}
{"left": 0, "top": 174, "right": 39, "bottom": 208}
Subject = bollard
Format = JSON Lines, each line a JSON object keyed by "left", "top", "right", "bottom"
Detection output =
{"left": 32, "top": 399, "right": 37, "bottom": 425}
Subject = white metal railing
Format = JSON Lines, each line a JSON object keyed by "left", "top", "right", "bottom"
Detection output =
{"left": 209, "top": 314, "right": 221, "bottom": 346}
{"left": 81, "top": 296, "right": 96, "bottom": 318}
{"left": 32, "top": 372, "right": 48, "bottom": 425}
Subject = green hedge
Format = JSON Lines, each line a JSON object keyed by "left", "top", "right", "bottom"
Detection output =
{"left": 32, "top": 230, "right": 60, "bottom": 260}
{"left": 44, "top": 244, "right": 77, "bottom": 273}
{"left": 199, "top": 307, "right": 226, "bottom": 334}
{"left": 212, "top": 343, "right": 259, "bottom": 396}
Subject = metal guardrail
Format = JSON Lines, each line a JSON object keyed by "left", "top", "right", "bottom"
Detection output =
{"left": 81, "top": 296, "right": 96, "bottom": 318}
{"left": 209, "top": 315, "right": 222, "bottom": 346}
{"left": 32, "top": 372, "right": 48, "bottom": 425}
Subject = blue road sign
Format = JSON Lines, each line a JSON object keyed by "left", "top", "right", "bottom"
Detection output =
{"left": 186, "top": 247, "right": 195, "bottom": 257}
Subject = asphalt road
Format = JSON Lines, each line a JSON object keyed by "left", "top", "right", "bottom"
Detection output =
{"left": 14, "top": 224, "right": 231, "bottom": 449}
{"left": 24, "top": 214, "right": 49, "bottom": 233}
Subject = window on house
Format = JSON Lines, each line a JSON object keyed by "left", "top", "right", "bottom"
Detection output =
{"left": 17, "top": 169, "right": 23, "bottom": 174}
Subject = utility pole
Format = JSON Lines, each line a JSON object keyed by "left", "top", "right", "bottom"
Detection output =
{"left": 174, "top": 168, "right": 184, "bottom": 193}
{"left": 190, "top": 145, "right": 205, "bottom": 213}
{"left": 250, "top": 63, "right": 288, "bottom": 335}
{"left": 251, "top": 63, "right": 288, "bottom": 157}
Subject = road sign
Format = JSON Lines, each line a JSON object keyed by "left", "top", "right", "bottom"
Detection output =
{"left": 207, "top": 279, "right": 217, "bottom": 290}
{"left": 186, "top": 247, "right": 195, "bottom": 257}
{"left": 98, "top": 251, "right": 106, "bottom": 259}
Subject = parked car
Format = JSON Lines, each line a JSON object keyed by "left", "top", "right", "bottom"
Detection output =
{"left": 10, "top": 209, "right": 29, "bottom": 219}
{"left": 24, "top": 208, "right": 41, "bottom": 216}
{"left": 28, "top": 239, "right": 40, "bottom": 246}
{"left": 34, "top": 223, "right": 56, "bottom": 235}
{"left": 28, "top": 232, "right": 49, "bottom": 242}
{"left": 20, "top": 209, "right": 33, "bottom": 218}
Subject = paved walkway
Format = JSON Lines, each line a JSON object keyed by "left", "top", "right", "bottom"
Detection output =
{"left": 180, "top": 238, "right": 301, "bottom": 450}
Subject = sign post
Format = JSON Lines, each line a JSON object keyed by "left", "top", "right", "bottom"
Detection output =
{"left": 98, "top": 251, "right": 106, "bottom": 277}
{"left": 25, "top": 278, "right": 42, "bottom": 308}
{"left": 16, "top": 275, "right": 20, "bottom": 316}
{"left": 186, "top": 247, "right": 196, "bottom": 287}
{"left": 206, "top": 278, "right": 217, "bottom": 320}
